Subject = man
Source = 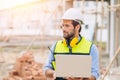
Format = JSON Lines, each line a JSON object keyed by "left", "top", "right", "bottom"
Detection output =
{"left": 44, "top": 8, "right": 100, "bottom": 80}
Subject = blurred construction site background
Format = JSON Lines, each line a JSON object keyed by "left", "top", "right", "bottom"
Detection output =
{"left": 0, "top": 0, "right": 120, "bottom": 80}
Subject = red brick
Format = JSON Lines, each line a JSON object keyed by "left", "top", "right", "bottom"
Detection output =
{"left": 3, "top": 51, "right": 46, "bottom": 80}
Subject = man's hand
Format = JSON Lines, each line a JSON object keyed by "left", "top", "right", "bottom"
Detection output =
{"left": 65, "top": 75, "right": 96, "bottom": 80}
{"left": 65, "top": 77, "right": 83, "bottom": 80}
{"left": 45, "top": 69, "right": 56, "bottom": 80}
{"left": 83, "top": 75, "right": 96, "bottom": 80}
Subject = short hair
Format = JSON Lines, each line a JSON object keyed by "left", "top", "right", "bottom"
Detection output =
{"left": 72, "top": 20, "right": 81, "bottom": 32}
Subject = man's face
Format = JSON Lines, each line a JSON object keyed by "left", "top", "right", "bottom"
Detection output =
{"left": 62, "top": 20, "right": 75, "bottom": 39}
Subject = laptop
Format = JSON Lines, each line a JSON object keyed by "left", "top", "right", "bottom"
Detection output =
{"left": 55, "top": 55, "right": 92, "bottom": 78}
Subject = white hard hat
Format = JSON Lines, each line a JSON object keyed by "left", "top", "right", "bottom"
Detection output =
{"left": 62, "top": 8, "right": 84, "bottom": 24}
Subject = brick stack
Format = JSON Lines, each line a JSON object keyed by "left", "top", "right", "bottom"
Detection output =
{"left": 3, "top": 51, "right": 46, "bottom": 80}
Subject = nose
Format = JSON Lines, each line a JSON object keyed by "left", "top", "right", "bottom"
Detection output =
{"left": 61, "top": 25, "right": 65, "bottom": 30}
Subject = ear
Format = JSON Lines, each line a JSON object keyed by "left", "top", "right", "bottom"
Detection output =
{"left": 75, "top": 25, "right": 80, "bottom": 37}
{"left": 75, "top": 24, "right": 80, "bottom": 31}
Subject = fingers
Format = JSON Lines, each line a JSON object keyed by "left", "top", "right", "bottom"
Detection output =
{"left": 66, "top": 77, "right": 83, "bottom": 80}
{"left": 45, "top": 69, "right": 55, "bottom": 79}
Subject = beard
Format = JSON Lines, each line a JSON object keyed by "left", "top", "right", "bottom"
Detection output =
{"left": 63, "top": 30, "right": 75, "bottom": 39}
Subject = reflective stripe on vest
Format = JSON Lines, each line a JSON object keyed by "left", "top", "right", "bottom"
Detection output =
{"left": 52, "top": 37, "right": 92, "bottom": 70}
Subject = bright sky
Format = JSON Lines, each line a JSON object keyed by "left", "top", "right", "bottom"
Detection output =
{"left": 0, "top": 0, "right": 38, "bottom": 10}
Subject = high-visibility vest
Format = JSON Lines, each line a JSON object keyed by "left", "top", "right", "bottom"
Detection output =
{"left": 52, "top": 37, "right": 92, "bottom": 70}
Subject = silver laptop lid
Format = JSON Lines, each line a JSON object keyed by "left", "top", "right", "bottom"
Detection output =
{"left": 55, "top": 55, "right": 91, "bottom": 78}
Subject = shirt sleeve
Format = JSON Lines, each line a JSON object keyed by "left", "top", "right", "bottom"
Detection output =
{"left": 43, "top": 43, "right": 56, "bottom": 72}
{"left": 90, "top": 44, "right": 100, "bottom": 79}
